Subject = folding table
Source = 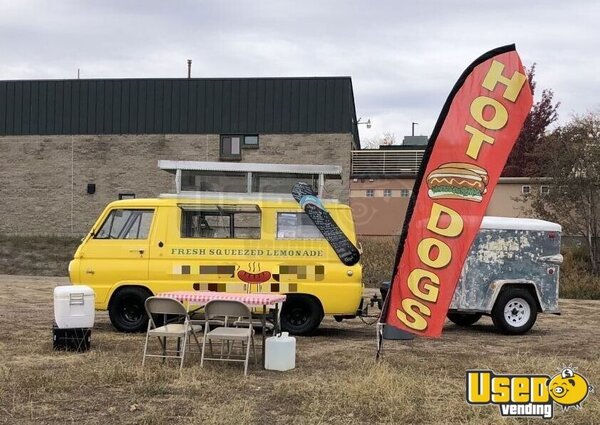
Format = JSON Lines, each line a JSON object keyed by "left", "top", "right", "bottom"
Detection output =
{"left": 158, "top": 291, "right": 287, "bottom": 368}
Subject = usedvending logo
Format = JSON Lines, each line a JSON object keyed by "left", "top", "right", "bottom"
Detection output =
{"left": 466, "top": 367, "right": 593, "bottom": 419}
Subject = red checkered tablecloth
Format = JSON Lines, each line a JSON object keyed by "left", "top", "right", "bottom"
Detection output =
{"left": 157, "top": 291, "right": 287, "bottom": 306}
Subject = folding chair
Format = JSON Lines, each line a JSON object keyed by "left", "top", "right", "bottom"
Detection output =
{"left": 233, "top": 316, "right": 275, "bottom": 331}
{"left": 142, "top": 297, "right": 203, "bottom": 371}
{"left": 200, "top": 300, "right": 257, "bottom": 375}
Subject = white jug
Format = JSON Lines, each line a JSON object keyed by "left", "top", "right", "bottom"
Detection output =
{"left": 265, "top": 332, "right": 296, "bottom": 371}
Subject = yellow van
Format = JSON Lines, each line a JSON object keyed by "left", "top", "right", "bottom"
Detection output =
{"left": 69, "top": 194, "right": 363, "bottom": 334}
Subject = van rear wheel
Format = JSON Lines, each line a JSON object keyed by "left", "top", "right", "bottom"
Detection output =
{"left": 492, "top": 288, "right": 537, "bottom": 335}
{"left": 109, "top": 287, "right": 152, "bottom": 332}
{"left": 281, "top": 296, "right": 323, "bottom": 336}
{"left": 447, "top": 312, "right": 482, "bottom": 326}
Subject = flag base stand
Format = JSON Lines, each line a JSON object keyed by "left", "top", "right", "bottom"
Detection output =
{"left": 382, "top": 324, "right": 415, "bottom": 340}
{"left": 376, "top": 322, "right": 415, "bottom": 359}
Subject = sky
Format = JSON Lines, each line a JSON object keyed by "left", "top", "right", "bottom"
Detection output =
{"left": 0, "top": 0, "right": 598, "bottom": 145}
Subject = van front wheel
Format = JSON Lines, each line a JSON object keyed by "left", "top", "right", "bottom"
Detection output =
{"left": 492, "top": 288, "right": 537, "bottom": 335}
{"left": 109, "top": 287, "right": 152, "bottom": 332}
{"left": 281, "top": 296, "right": 323, "bottom": 336}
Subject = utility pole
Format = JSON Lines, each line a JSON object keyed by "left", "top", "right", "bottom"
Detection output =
{"left": 412, "top": 122, "right": 418, "bottom": 136}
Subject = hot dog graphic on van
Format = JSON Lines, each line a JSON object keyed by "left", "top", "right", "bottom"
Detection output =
{"left": 237, "top": 262, "right": 272, "bottom": 284}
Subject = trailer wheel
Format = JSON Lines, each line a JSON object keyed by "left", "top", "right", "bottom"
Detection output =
{"left": 491, "top": 288, "right": 537, "bottom": 335}
{"left": 447, "top": 312, "right": 482, "bottom": 326}
{"left": 281, "top": 295, "right": 323, "bottom": 336}
{"left": 108, "top": 286, "right": 152, "bottom": 333}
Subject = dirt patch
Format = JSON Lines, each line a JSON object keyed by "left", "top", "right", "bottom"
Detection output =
{"left": 0, "top": 275, "right": 598, "bottom": 424}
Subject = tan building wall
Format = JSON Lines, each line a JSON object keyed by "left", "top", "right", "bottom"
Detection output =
{"left": 350, "top": 177, "right": 536, "bottom": 236}
{"left": 0, "top": 133, "right": 352, "bottom": 235}
{"left": 349, "top": 178, "right": 414, "bottom": 235}
{"left": 486, "top": 181, "right": 533, "bottom": 217}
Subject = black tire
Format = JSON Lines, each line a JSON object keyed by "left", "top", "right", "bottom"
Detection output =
{"left": 447, "top": 312, "right": 482, "bottom": 326}
{"left": 108, "top": 286, "right": 152, "bottom": 332}
{"left": 491, "top": 288, "right": 538, "bottom": 335}
{"left": 281, "top": 295, "right": 323, "bottom": 336}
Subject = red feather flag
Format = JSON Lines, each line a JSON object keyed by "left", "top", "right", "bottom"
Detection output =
{"left": 380, "top": 45, "right": 533, "bottom": 338}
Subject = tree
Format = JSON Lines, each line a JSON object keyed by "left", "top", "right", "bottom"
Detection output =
{"left": 502, "top": 64, "right": 560, "bottom": 177}
{"left": 361, "top": 132, "right": 397, "bottom": 149}
{"left": 525, "top": 113, "right": 600, "bottom": 274}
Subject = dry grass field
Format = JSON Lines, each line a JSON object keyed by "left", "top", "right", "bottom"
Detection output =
{"left": 0, "top": 275, "right": 598, "bottom": 425}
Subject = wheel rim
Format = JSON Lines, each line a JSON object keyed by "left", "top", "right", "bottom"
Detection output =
{"left": 503, "top": 297, "right": 530, "bottom": 327}
{"left": 120, "top": 296, "right": 144, "bottom": 324}
{"left": 285, "top": 305, "right": 309, "bottom": 327}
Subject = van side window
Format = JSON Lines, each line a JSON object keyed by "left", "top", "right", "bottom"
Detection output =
{"left": 180, "top": 204, "right": 261, "bottom": 239}
{"left": 277, "top": 213, "right": 324, "bottom": 239}
{"left": 95, "top": 209, "right": 154, "bottom": 239}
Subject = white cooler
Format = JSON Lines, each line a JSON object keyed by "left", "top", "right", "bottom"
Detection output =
{"left": 54, "top": 285, "right": 95, "bottom": 328}
{"left": 53, "top": 285, "right": 95, "bottom": 352}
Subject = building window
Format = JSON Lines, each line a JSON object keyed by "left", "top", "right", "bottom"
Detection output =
{"left": 220, "top": 135, "right": 259, "bottom": 159}
{"left": 522, "top": 185, "right": 531, "bottom": 195}
{"left": 400, "top": 189, "right": 410, "bottom": 197}
{"left": 242, "top": 135, "right": 259, "bottom": 148}
{"left": 220, "top": 136, "right": 242, "bottom": 160}
{"left": 366, "top": 189, "right": 374, "bottom": 197}
{"left": 95, "top": 209, "right": 154, "bottom": 240}
{"left": 180, "top": 205, "right": 260, "bottom": 239}
{"left": 540, "top": 185, "right": 550, "bottom": 195}
{"left": 118, "top": 193, "right": 135, "bottom": 200}
{"left": 383, "top": 189, "right": 392, "bottom": 197}
{"left": 277, "top": 213, "right": 323, "bottom": 239}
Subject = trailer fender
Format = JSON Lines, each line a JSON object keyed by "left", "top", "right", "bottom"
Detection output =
{"left": 483, "top": 280, "right": 551, "bottom": 314}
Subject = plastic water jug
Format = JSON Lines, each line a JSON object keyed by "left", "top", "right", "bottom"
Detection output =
{"left": 54, "top": 285, "right": 95, "bottom": 329}
{"left": 265, "top": 332, "right": 296, "bottom": 371}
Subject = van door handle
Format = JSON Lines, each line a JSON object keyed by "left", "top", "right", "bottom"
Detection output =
{"left": 85, "top": 269, "right": 95, "bottom": 275}
{"left": 129, "top": 249, "right": 145, "bottom": 254}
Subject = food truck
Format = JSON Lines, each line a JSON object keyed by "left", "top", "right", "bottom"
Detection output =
{"left": 69, "top": 194, "right": 363, "bottom": 335}
{"left": 382, "top": 216, "right": 563, "bottom": 334}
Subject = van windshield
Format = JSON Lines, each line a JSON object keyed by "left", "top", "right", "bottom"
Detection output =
{"left": 95, "top": 209, "right": 154, "bottom": 239}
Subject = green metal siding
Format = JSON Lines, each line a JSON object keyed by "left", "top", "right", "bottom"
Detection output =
{"left": 0, "top": 77, "right": 359, "bottom": 146}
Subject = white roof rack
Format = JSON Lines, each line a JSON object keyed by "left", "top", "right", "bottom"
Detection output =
{"left": 158, "top": 160, "right": 341, "bottom": 197}
{"left": 159, "top": 191, "right": 339, "bottom": 203}
{"left": 158, "top": 160, "right": 342, "bottom": 175}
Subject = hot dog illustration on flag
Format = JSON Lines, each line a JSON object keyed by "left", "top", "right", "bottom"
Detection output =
{"left": 379, "top": 45, "right": 533, "bottom": 338}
